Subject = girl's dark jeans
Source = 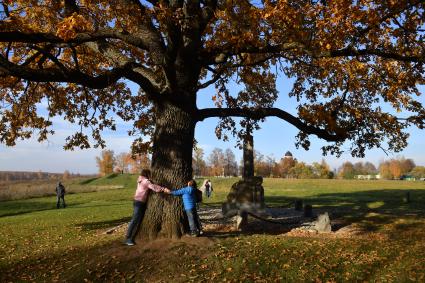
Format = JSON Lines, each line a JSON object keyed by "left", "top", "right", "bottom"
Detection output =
{"left": 126, "top": 201, "right": 147, "bottom": 241}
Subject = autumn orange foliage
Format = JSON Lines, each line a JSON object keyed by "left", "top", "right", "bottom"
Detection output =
{"left": 0, "top": 0, "right": 423, "bottom": 157}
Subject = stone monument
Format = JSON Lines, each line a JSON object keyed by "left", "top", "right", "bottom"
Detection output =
{"left": 298, "top": 212, "right": 332, "bottom": 233}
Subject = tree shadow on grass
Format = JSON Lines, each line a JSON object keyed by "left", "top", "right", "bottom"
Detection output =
{"left": 0, "top": 198, "right": 124, "bottom": 218}
{"left": 106, "top": 173, "right": 119, "bottom": 179}
{"left": 0, "top": 234, "right": 216, "bottom": 283}
{"left": 263, "top": 189, "right": 425, "bottom": 232}
{"left": 79, "top": 177, "right": 100, "bottom": 185}
{"left": 0, "top": 199, "right": 84, "bottom": 218}
{"left": 200, "top": 189, "right": 425, "bottom": 237}
{"left": 76, "top": 216, "right": 131, "bottom": 231}
{"left": 311, "top": 189, "right": 423, "bottom": 213}
{"left": 2, "top": 224, "right": 424, "bottom": 283}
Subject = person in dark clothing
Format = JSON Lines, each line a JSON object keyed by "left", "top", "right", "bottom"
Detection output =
{"left": 201, "top": 179, "right": 213, "bottom": 198}
{"left": 55, "top": 182, "right": 66, "bottom": 208}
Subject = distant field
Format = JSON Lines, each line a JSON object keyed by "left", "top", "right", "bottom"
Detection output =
{"left": 0, "top": 174, "right": 131, "bottom": 201}
{"left": 1, "top": 175, "right": 425, "bottom": 282}
{"left": 206, "top": 177, "right": 425, "bottom": 208}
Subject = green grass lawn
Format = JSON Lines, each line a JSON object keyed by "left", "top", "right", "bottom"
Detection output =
{"left": 1, "top": 175, "right": 425, "bottom": 282}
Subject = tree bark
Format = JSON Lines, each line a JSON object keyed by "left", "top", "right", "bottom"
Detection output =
{"left": 138, "top": 99, "right": 196, "bottom": 240}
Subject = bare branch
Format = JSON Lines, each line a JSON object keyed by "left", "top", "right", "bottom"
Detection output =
{"left": 228, "top": 54, "right": 275, "bottom": 69}
{"left": 29, "top": 45, "right": 68, "bottom": 74}
{"left": 197, "top": 67, "right": 224, "bottom": 89}
{"left": 1, "top": 3, "right": 10, "bottom": 18}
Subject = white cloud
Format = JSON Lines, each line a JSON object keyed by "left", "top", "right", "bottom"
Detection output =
{"left": 0, "top": 121, "right": 135, "bottom": 174}
{"left": 102, "top": 134, "right": 134, "bottom": 153}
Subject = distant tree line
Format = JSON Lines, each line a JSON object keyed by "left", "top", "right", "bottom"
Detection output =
{"left": 378, "top": 158, "right": 416, "bottom": 179}
{"left": 193, "top": 147, "right": 239, "bottom": 177}
{"left": 97, "top": 148, "right": 425, "bottom": 180}
{"left": 192, "top": 148, "right": 333, "bottom": 179}
{"left": 337, "top": 157, "right": 425, "bottom": 180}
{"left": 95, "top": 150, "right": 151, "bottom": 176}
{"left": 337, "top": 161, "right": 378, "bottom": 179}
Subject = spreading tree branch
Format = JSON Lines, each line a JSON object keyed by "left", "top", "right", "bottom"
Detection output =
{"left": 0, "top": 30, "right": 152, "bottom": 51}
{"left": 0, "top": 55, "right": 135, "bottom": 89}
{"left": 327, "top": 48, "right": 424, "bottom": 62}
{"left": 203, "top": 41, "right": 424, "bottom": 68}
{"left": 197, "top": 107, "right": 350, "bottom": 142}
{"left": 197, "top": 66, "right": 225, "bottom": 89}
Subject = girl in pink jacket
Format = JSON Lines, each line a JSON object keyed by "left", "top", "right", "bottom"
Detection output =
{"left": 125, "top": 169, "right": 168, "bottom": 246}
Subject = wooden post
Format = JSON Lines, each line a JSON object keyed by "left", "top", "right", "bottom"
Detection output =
{"left": 304, "top": 204, "right": 313, "bottom": 217}
{"left": 403, "top": 191, "right": 410, "bottom": 203}
{"left": 295, "top": 200, "right": 303, "bottom": 211}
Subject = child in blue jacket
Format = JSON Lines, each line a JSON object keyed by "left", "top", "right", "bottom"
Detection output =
{"left": 168, "top": 179, "right": 201, "bottom": 237}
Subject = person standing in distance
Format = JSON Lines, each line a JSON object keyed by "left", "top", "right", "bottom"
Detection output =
{"left": 55, "top": 182, "right": 66, "bottom": 209}
{"left": 201, "top": 179, "right": 213, "bottom": 198}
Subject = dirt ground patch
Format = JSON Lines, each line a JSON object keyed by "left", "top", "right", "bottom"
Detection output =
{"left": 102, "top": 205, "right": 384, "bottom": 245}
{"left": 199, "top": 205, "right": 373, "bottom": 238}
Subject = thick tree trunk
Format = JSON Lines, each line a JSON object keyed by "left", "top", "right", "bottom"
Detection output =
{"left": 138, "top": 100, "right": 195, "bottom": 240}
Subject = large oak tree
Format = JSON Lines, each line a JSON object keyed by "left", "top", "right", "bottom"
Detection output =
{"left": 0, "top": 0, "right": 424, "bottom": 239}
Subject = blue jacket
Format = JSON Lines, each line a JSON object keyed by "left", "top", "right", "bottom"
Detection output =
{"left": 171, "top": 186, "right": 196, "bottom": 211}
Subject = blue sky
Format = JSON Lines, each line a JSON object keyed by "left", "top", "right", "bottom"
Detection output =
{"left": 0, "top": 77, "right": 424, "bottom": 174}
{"left": 196, "top": 76, "right": 425, "bottom": 171}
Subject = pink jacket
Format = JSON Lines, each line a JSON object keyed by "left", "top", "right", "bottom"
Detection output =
{"left": 134, "top": 176, "right": 166, "bottom": 202}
